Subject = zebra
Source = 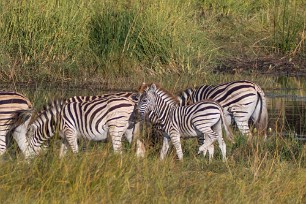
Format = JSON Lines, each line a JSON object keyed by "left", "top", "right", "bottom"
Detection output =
{"left": 25, "top": 92, "right": 139, "bottom": 158}
{"left": 146, "top": 110, "right": 219, "bottom": 160}
{"left": 137, "top": 83, "right": 233, "bottom": 161}
{"left": 178, "top": 80, "right": 268, "bottom": 137}
{"left": 0, "top": 91, "right": 33, "bottom": 157}
{"left": 58, "top": 95, "right": 137, "bottom": 157}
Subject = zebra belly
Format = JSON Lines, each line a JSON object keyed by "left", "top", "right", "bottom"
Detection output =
{"left": 80, "top": 129, "right": 108, "bottom": 141}
{"left": 179, "top": 129, "right": 200, "bottom": 138}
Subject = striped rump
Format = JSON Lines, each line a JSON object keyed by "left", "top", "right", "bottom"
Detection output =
{"left": 0, "top": 91, "right": 33, "bottom": 156}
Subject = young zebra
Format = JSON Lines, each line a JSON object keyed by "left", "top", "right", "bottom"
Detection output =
{"left": 178, "top": 80, "right": 268, "bottom": 137}
{"left": 0, "top": 91, "right": 33, "bottom": 157}
{"left": 146, "top": 110, "right": 219, "bottom": 160}
{"left": 25, "top": 92, "right": 139, "bottom": 158}
{"left": 137, "top": 83, "right": 232, "bottom": 161}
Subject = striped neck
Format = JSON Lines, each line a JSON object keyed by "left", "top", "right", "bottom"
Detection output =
{"left": 149, "top": 88, "right": 178, "bottom": 126}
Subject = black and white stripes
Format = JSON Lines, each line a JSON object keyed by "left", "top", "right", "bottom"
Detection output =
{"left": 178, "top": 80, "right": 268, "bottom": 137}
{"left": 137, "top": 83, "right": 232, "bottom": 160}
{"left": 58, "top": 95, "right": 136, "bottom": 156}
{"left": 1, "top": 80, "right": 268, "bottom": 161}
{"left": 0, "top": 91, "right": 33, "bottom": 156}
{"left": 25, "top": 92, "right": 139, "bottom": 158}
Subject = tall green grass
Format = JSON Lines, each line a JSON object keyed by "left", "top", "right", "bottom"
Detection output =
{"left": 1, "top": 134, "right": 305, "bottom": 203}
{"left": 195, "top": 0, "right": 305, "bottom": 56}
{"left": 0, "top": 0, "right": 304, "bottom": 82}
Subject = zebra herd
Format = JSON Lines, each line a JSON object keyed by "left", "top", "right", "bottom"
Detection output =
{"left": 0, "top": 80, "right": 268, "bottom": 161}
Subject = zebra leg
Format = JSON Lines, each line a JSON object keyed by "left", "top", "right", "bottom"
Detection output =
{"left": 0, "top": 123, "right": 9, "bottom": 155}
{"left": 213, "top": 120, "right": 227, "bottom": 161}
{"left": 59, "top": 138, "right": 69, "bottom": 158}
{"left": 206, "top": 136, "right": 215, "bottom": 162}
{"left": 198, "top": 129, "right": 218, "bottom": 156}
{"left": 230, "top": 105, "right": 255, "bottom": 137}
{"left": 235, "top": 120, "right": 252, "bottom": 136}
{"left": 200, "top": 135, "right": 215, "bottom": 162}
{"left": 61, "top": 129, "right": 79, "bottom": 155}
{"left": 132, "top": 121, "right": 141, "bottom": 140}
{"left": 136, "top": 139, "right": 146, "bottom": 158}
{"left": 124, "top": 120, "right": 140, "bottom": 144}
{"left": 0, "top": 136, "right": 6, "bottom": 155}
{"left": 198, "top": 135, "right": 207, "bottom": 157}
{"left": 160, "top": 134, "right": 171, "bottom": 160}
{"left": 109, "top": 125, "right": 126, "bottom": 154}
{"left": 170, "top": 132, "right": 183, "bottom": 160}
{"left": 12, "top": 117, "right": 31, "bottom": 158}
{"left": 124, "top": 127, "right": 134, "bottom": 144}
{"left": 199, "top": 134, "right": 214, "bottom": 160}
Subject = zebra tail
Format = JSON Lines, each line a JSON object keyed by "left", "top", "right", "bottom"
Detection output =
{"left": 219, "top": 106, "right": 234, "bottom": 143}
{"left": 8, "top": 109, "right": 33, "bottom": 133}
{"left": 254, "top": 84, "right": 269, "bottom": 137}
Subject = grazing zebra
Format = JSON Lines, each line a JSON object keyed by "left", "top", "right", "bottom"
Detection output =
{"left": 137, "top": 83, "right": 232, "bottom": 161}
{"left": 0, "top": 91, "right": 33, "bottom": 157}
{"left": 178, "top": 80, "right": 268, "bottom": 137}
{"left": 58, "top": 95, "right": 137, "bottom": 157}
{"left": 25, "top": 92, "right": 139, "bottom": 158}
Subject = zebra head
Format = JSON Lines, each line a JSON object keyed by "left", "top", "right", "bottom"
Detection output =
{"left": 25, "top": 116, "right": 56, "bottom": 157}
{"left": 25, "top": 100, "right": 63, "bottom": 158}
{"left": 137, "top": 83, "right": 157, "bottom": 118}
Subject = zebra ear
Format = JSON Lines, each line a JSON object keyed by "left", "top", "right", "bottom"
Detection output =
{"left": 150, "top": 83, "right": 157, "bottom": 91}
{"left": 131, "top": 93, "right": 140, "bottom": 101}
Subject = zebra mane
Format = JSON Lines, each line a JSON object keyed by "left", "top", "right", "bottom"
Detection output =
{"left": 30, "top": 99, "right": 65, "bottom": 124}
{"left": 38, "top": 99, "right": 65, "bottom": 114}
{"left": 139, "top": 83, "right": 179, "bottom": 104}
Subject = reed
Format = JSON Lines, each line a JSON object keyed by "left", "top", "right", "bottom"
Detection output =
{"left": 0, "top": 0, "right": 304, "bottom": 82}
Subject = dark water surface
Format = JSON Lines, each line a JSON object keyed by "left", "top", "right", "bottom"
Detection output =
{"left": 267, "top": 92, "right": 306, "bottom": 141}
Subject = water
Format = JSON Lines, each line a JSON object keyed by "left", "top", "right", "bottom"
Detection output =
{"left": 267, "top": 89, "right": 306, "bottom": 141}
{"left": 262, "top": 76, "right": 306, "bottom": 141}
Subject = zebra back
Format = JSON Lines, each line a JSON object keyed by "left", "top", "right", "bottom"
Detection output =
{"left": 0, "top": 91, "right": 32, "bottom": 115}
{"left": 66, "top": 92, "right": 139, "bottom": 104}
{"left": 178, "top": 80, "right": 258, "bottom": 106}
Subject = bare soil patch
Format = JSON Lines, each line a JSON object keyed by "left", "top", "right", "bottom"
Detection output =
{"left": 214, "top": 55, "right": 306, "bottom": 76}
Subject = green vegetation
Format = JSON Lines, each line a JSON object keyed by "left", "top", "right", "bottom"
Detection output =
{"left": 0, "top": 0, "right": 305, "bottom": 84}
{"left": 0, "top": 134, "right": 305, "bottom": 203}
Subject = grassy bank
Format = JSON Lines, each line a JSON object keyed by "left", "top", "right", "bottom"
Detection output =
{"left": 0, "top": 135, "right": 305, "bottom": 203}
{"left": 0, "top": 0, "right": 305, "bottom": 84}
